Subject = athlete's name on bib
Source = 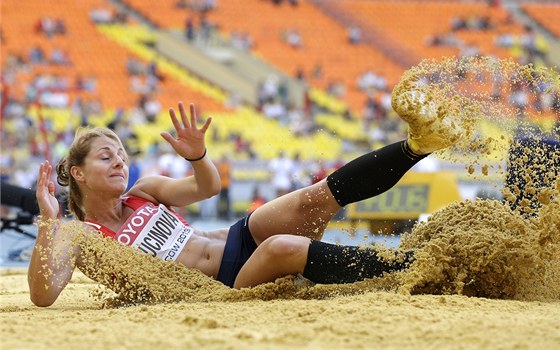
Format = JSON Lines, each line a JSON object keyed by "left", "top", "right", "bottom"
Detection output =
{"left": 116, "top": 203, "right": 192, "bottom": 261}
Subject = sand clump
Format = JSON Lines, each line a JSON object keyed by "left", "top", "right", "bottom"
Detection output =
{"left": 389, "top": 56, "right": 559, "bottom": 301}
{"left": 393, "top": 56, "right": 558, "bottom": 162}
{"left": 399, "top": 195, "right": 559, "bottom": 301}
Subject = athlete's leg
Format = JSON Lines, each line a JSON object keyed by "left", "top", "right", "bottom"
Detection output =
{"left": 248, "top": 180, "right": 339, "bottom": 244}
{"left": 248, "top": 140, "right": 425, "bottom": 244}
{"left": 233, "top": 235, "right": 310, "bottom": 288}
{"left": 233, "top": 235, "right": 413, "bottom": 288}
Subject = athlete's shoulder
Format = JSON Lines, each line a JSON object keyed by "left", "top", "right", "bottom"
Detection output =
{"left": 58, "top": 219, "right": 98, "bottom": 237}
{"left": 125, "top": 175, "right": 169, "bottom": 204}
{"left": 122, "top": 194, "right": 156, "bottom": 206}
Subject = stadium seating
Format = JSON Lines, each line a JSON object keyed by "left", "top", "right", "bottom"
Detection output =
{"left": 521, "top": 3, "right": 560, "bottom": 37}
{"left": 1, "top": 0, "right": 224, "bottom": 113}
{"left": 122, "top": 0, "right": 405, "bottom": 113}
{"left": 2, "top": 0, "right": 555, "bottom": 162}
{"left": 338, "top": 0, "right": 525, "bottom": 60}
{"left": 2, "top": 0, "right": 131, "bottom": 108}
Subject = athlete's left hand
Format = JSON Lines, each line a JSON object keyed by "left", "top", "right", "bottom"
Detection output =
{"left": 161, "top": 102, "right": 211, "bottom": 160}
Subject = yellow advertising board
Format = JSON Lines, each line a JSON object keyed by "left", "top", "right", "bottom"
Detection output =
{"left": 346, "top": 171, "right": 461, "bottom": 221}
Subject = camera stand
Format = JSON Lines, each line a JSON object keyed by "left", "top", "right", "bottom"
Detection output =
{"left": 0, "top": 212, "right": 37, "bottom": 239}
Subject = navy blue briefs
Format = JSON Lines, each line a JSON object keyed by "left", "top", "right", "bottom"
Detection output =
{"left": 216, "top": 215, "right": 257, "bottom": 287}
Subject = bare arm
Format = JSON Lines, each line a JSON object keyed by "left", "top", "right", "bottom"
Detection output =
{"left": 28, "top": 161, "right": 81, "bottom": 307}
{"left": 128, "top": 102, "right": 220, "bottom": 207}
{"left": 28, "top": 218, "right": 82, "bottom": 307}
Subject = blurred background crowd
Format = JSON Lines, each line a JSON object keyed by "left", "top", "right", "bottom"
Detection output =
{"left": 1, "top": 0, "right": 559, "bottom": 226}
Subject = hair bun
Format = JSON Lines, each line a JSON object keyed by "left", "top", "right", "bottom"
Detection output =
{"left": 56, "top": 158, "right": 70, "bottom": 187}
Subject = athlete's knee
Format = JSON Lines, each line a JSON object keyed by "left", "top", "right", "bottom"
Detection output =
{"left": 260, "top": 235, "right": 310, "bottom": 261}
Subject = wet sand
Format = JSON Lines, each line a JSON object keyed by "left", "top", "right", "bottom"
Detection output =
{"left": 2, "top": 267, "right": 560, "bottom": 349}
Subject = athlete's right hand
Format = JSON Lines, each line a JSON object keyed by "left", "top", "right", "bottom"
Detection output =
{"left": 36, "top": 161, "right": 60, "bottom": 220}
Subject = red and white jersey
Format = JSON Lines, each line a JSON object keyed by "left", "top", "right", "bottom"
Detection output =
{"left": 84, "top": 195, "right": 193, "bottom": 261}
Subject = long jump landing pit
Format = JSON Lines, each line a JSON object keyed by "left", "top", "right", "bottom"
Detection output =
{"left": 1, "top": 267, "right": 559, "bottom": 349}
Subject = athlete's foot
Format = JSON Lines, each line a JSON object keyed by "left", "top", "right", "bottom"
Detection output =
{"left": 392, "top": 77, "right": 463, "bottom": 155}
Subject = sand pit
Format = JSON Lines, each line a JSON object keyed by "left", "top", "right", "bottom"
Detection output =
{"left": 2, "top": 268, "right": 560, "bottom": 349}
{"left": 3, "top": 188, "right": 560, "bottom": 349}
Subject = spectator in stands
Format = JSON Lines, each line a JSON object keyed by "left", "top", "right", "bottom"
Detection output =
{"left": 185, "top": 16, "right": 195, "bottom": 42}
{"left": 310, "top": 62, "right": 323, "bottom": 80}
{"left": 486, "top": 0, "right": 501, "bottom": 7}
{"left": 49, "top": 48, "right": 72, "bottom": 66}
{"left": 451, "top": 16, "right": 468, "bottom": 31}
{"left": 32, "top": 16, "right": 67, "bottom": 41}
{"left": 216, "top": 155, "right": 232, "bottom": 220}
{"left": 147, "top": 60, "right": 164, "bottom": 82}
{"left": 290, "top": 153, "right": 308, "bottom": 190}
{"left": 89, "top": 8, "right": 114, "bottom": 24}
{"left": 494, "top": 31, "right": 515, "bottom": 48}
{"left": 519, "top": 26, "right": 549, "bottom": 66}
{"left": 54, "top": 18, "right": 67, "bottom": 35}
{"left": 126, "top": 152, "right": 142, "bottom": 192}
{"left": 231, "top": 31, "right": 253, "bottom": 51}
{"left": 272, "top": 0, "right": 299, "bottom": 5}
{"left": 75, "top": 75, "right": 96, "bottom": 92}
{"left": 269, "top": 150, "right": 297, "bottom": 198}
{"left": 294, "top": 66, "right": 306, "bottom": 82}
{"left": 157, "top": 142, "right": 190, "bottom": 180}
{"left": 459, "top": 42, "right": 480, "bottom": 59}
{"left": 203, "top": 0, "right": 217, "bottom": 12}
{"left": 260, "top": 75, "right": 279, "bottom": 103}
{"left": 126, "top": 55, "right": 146, "bottom": 76}
{"left": 474, "top": 16, "right": 492, "bottom": 31}
{"left": 176, "top": 0, "right": 189, "bottom": 9}
{"left": 225, "top": 90, "right": 241, "bottom": 109}
{"left": 36, "top": 16, "right": 57, "bottom": 39}
{"left": 553, "top": 94, "right": 560, "bottom": 137}
{"left": 247, "top": 186, "right": 267, "bottom": 214}
{"left": 425, "top": 32, "right": 461, "bottom": 47}
{"left": 451, "top": 15, "right": 492, "bottom": 32}
{"left": 198, "top": 15, "right": 214, "bottom": 44}
{"left": 142, "top": 94, "right": 162, "bottom": 123}
{"left": 287, "top": 104, "right": 313, "bottom": 136}
{"left": 347, "top": 26, "right": 362, "bottom": 45}
{"left": 283, "top": 28, "right": 303, "bottom": 49}
{"left": 357, "top": 69, "right": 386, "bottom": 92}
{"left": 231, "top": 133, "right": 250, "bottom": 156}
{"left": 262, "top": 98, "right": 286, "bottom": 121}
{"left": 114, "top": 11, "right": 128, "bottom": 24}
{"left": 326, "top": 80, "right": 345, "bottom": 98}
{"left": 28, "top": 45, "right": 46, "bottom": 64}
{"left": 509, "top": 80, "right": 529, "bottom": 112}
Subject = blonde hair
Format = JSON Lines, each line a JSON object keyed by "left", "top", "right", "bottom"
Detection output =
{"left": 56, "top": 127, "right": 126, "bottom": 221}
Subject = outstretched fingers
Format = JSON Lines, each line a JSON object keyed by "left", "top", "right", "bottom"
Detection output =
{"left": 189, "top": 103, "right": 197, "bottom": 128}
{"left": 169, "top": 102, "right": 204, "bottom": 131}
{"left": 199, "top": 116, "right": 212, "bottom": 133}
{"left": 179, "top": 102, "right": 190, "bottom": 129}
{"left": 168, "top": 107, "right": 182, "bottom": 133}
{"left": 37, "top": 161, "right": 49, "bottom": 190}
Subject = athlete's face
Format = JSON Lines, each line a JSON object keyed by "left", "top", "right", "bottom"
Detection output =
{"left": 73, "top": 136, "right": 129, "bottom": 196}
